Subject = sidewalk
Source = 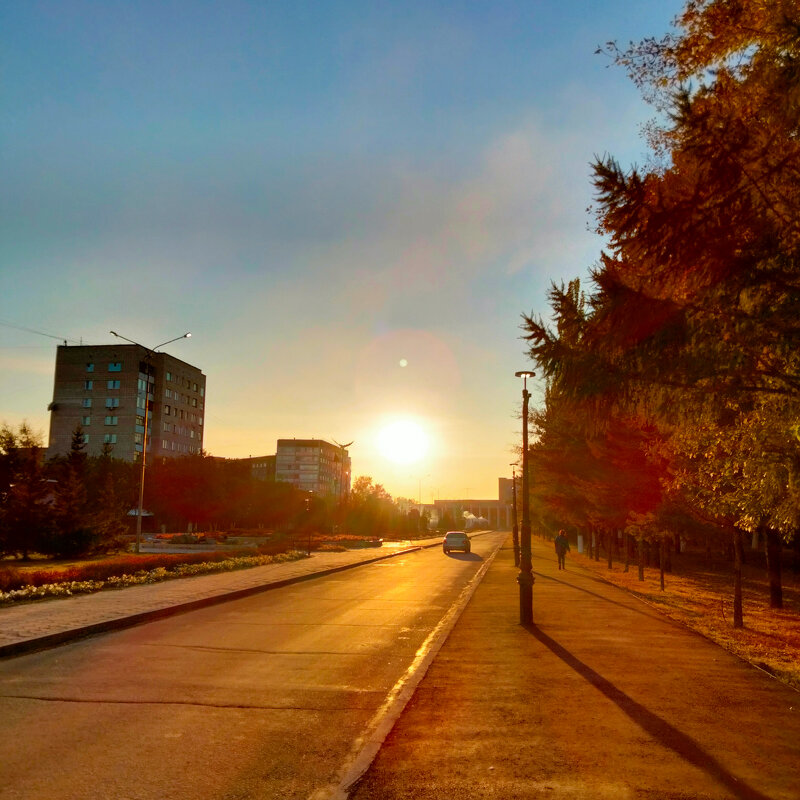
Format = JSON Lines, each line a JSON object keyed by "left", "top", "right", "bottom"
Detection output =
{"left": 348, "top": 535, "right": 800, "bottom": 800}
{"left": 0, "top": 537, "right": 443, "bottom": 658}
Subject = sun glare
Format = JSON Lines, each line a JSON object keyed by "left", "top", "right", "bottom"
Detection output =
{"left": 377, "top": 419, "right": 429, "bottom": 465}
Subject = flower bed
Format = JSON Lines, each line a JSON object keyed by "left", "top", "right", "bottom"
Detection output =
{"left": 0, "top": 551, "right": 308, "bottom": 605}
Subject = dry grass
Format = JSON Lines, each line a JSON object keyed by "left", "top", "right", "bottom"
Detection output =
{"left": 570, "top": 545, "right": 800, "bottom": 692}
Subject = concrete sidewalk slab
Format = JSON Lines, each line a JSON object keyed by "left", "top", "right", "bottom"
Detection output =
{"left": 0, "top": 539, "right": 444, "bottom": 658}
{"left": 348, "top": 535, "right": 800, "bottom": 800}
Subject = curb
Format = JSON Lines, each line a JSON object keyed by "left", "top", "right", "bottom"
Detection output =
{"left": 311, "top": 532, "right": 506, "bottom": 800}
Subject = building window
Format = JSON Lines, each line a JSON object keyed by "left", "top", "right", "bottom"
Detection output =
{"left": 162, "top": 439, "right": 169, "bottom": 448}
{"left": 191, "top": 398, "right": 197, "bottom": 407}
{"left": 105, "top": 398, "right": 120, "bottom": 409}
{"left": 84, "top": 380, "right": 93, "bottom": 390}
{"left": 166, "top": 371, "right": 172, "bottom": 381}
{"left": 86, "top": 363, "right": 94, "bottom": 373}
{"left": 82, "top": 398, "right": 92, "bottom": 408}
{"left": 103, "top": 434, "right": 117, "bottom": 444}
{"left": 81, "top": 433, "right": 89, "bottom": 444}
{"left": 200, "top": 387, "right": 204, "bottom": 397}
{"left": 165, "top": 389, "right": 172, "bottom": 399}
{"left": 137, "top": 396, "right": 145, "bottom": 410}
{"left": 108, "top": 362, "right": 122, "bottom": 372}
{"left": 192, "top": 382, "right": 198, "bottom": 392}
{"left": 180, "top": 410, "right": 185, "bottom": 419}
{"left": 104, "top": 416, "right": 118, "bottom": 426}
{"left": 163, "top": 422, "right": 171, "bottom": 432}
{"left": 164, "top": 404, "right": 171, "bottom": 415}
{"left": 134, "top": 433, "right": 143, "bottom": 445}
{"left": 107, "top": 379, "right": 120, "bottom": 389}
{"left": 81, "top": 415, "right": 91, "bottom": 426}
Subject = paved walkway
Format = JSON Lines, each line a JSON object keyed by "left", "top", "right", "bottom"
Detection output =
{"left": 0, "top": 538, "right": 444, "bottom": 658}
{"left": 5, "top": 533, "right": 799, "bottom": 798}
{"left": 349, "top": 535, "right": 800, "bottom": 800}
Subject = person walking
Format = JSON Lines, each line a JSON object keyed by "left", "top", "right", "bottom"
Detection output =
{"left": 555, "top": 529, "right": 570, "bottom": 570}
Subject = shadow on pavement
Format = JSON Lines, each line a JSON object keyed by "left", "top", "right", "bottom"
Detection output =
{"left": 525, "top": 622, "right": 772, "bottom": 800}
{"left": 534, "top": 571, "right": 662, "bottom": 619}
{"left": 445, "top": 552, "right": 483, "bottom": 562}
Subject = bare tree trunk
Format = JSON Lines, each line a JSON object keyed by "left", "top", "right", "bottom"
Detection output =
{"left": 764, "top": 527, "right": 783, "bottom": 609}
{"left": 637, "top": 538, "right": 644, "bottom": 581}
{"left": 659, "top": 537, "right": 665, "bottom": 591}
{"left": 733, "top": 529, "right": 744, "bottom": 629}
{"left": 624, "top": 533, "right": 630, "bottom": 573}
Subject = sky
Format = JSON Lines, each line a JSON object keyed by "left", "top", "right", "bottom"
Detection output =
{"left": 0, "top": 0, "right": 678, "bottom": 502}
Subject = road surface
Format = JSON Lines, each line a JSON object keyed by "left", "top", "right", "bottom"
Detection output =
{"left": 0, "top": 532, "right": 505, "bottom": 800}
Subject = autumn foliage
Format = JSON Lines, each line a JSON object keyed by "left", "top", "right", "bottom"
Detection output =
{"left": 521, "top": 1, "right": 800, "bottom": 626}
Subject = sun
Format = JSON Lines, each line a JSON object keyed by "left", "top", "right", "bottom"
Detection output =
{"left": 377, "top": 419, "right": 429, "bottom": 464}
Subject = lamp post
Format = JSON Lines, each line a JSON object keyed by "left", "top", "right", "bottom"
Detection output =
{"left": 515, "top": 370, "right": 535, "bottom": 625}
{"left": 305, "top": 493, "right": 313, "bottom": 556}
{"left": 332, "top": 439, "right": 352, "bottom": 536}
{"left": 510, "top": 462, "right": 519, "bottom": 567}
{"left": 110, "top": 330, "right": 191, "bottom": 553}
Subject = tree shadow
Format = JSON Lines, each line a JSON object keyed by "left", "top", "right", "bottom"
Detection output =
{"left": 533, "top": 571, "right": 664, "bottom": 620}
{"left": 525, "top": 623, "right": 773, "bottom": 800}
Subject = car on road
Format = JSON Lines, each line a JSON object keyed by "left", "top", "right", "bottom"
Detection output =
{"left": 442, "top": 531, "right": 471, "bottom": 554}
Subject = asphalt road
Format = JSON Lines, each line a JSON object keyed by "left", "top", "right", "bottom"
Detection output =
{"left": 0, "top": 531, "right": 505, "bottom": 800}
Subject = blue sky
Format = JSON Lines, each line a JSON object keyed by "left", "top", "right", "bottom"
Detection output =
{"left": 1, "top": 0, "right": 678, "bottom": 500}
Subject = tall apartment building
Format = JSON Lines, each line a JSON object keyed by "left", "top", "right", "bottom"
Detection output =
{"left": 47, "top": 343, "right": 206, "bottom": 462}
{"left": 275, "top": 439, "right": 351, "bottom": 498}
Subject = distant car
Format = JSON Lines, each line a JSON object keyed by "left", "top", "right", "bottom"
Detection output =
{"left": 443, "top": 531, "right": 470, "bottom": 554}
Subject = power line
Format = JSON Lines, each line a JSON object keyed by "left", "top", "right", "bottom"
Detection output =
{"left": 0, "top": 320, "right": 82, "bottom": 345}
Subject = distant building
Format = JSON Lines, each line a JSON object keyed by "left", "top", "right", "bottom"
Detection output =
{"left": 275, "top": 438, "right": 351, "bottom": 498}
{"left": 234, "top": 454, "right": 277, "bottom": 481}
{"left": 47, "top": 343, "right": 206, "bottom": 462}
{"left": 434, "top": 479, "right": 516, "bottom": 530}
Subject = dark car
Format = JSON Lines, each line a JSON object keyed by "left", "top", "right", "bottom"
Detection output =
{"left": 442, "top": 531, "right": 470, "bottom": 554}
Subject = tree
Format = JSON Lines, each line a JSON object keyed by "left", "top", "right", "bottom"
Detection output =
{"left": 521, "top": 2, "right": 800, "bottom": 628}
{"left": 0, "top": 423, "right": 53, "bottom": 560}
{"left": 346, "top": 476, "right": 398, "bottom": 536}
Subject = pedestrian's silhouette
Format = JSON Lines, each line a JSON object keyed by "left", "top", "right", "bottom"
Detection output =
{"left": 555, "top": 530, "right": 570, "bottom": 570}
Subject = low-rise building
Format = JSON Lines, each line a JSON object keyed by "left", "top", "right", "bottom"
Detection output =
{"left": 275, "top": 438, "right": 351, "bottom": 498}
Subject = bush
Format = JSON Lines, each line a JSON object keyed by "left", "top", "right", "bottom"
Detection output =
{"left": 0, "top": 549, "right": 260, "bottom": 592}
{"left": 0, "top": 550, "right": 309, "bottom": 604}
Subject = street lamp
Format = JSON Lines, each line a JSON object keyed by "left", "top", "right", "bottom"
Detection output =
{"left": 509, "top": 462, "right": 519, "bottom": 567}
{"left": 515, "top": 370, "right": 535, "bottom": 625}
{"left": 333, "top": 439, "right": 352, "bottom": 535}
{"left": 305, "top": 493, "right": 313, "bottom": 556}
{"left": 110, "top": 330, "right": 191, "bottom": 553}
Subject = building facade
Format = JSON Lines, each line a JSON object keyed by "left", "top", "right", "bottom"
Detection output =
{"left": 275, "top": 438, "right": 351, "bottom": 498}
{"left": 234, "top": 454, "right": 277, "bottom": 481}
{"left": 47, "top": 343, "right": 206, "bottom": 462}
